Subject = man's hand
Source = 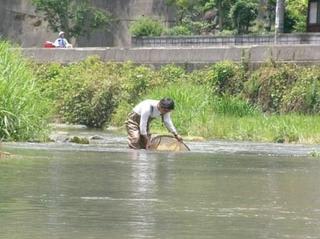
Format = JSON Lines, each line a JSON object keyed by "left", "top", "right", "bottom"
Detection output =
{"left": 174, "top": 133, "right": 183, "bottom": 142}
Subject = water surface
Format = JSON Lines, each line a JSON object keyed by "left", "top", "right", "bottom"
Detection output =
{"left": 1, "top": 131, "right": 320, "bottom": 239}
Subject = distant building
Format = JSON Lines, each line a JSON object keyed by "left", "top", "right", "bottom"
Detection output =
{"left": 307, "top": 0, "right": 320, "bottom": 32}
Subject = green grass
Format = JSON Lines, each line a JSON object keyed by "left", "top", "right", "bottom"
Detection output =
{"left": 137, "top": 82, "right": 320, "bottom": 144}
{"left": 0, "top": 41, "right": 51, "bottom": 141}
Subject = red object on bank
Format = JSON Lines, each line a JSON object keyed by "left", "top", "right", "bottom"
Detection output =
{"left": 43, "top": 41, "right": 55, "bottom": 48}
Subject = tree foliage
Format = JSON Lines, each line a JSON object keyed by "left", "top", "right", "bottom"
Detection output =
{"left": 164, "top": 0, "right": 308, "bottom": 35}
{"left": 31, "top": 0, "right": 112, "bottom": 39}
{"left": 230, "top": 0, "right": 257, "bottom": 34}
{"left": 285, "top": 0, "right": 308, "bottom": 32}
{"left": 130, "top": 17, "right": 164, "bottom": 37}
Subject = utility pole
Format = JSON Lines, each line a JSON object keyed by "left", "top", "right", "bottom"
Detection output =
{"left": 275, "top": 0, "right": 284, "bottom": 44}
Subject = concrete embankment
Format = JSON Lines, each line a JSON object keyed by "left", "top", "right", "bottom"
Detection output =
{"left": 22, "top": 45, "right": 320, "bottom": 68}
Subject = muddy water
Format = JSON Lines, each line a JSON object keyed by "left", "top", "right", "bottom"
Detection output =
{"left": 1, "top": 128, "right": 320, "bottom": 239}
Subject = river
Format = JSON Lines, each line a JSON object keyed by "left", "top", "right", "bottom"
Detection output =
{"left": 1, "top": 127, "right": 320, "bottom": 239}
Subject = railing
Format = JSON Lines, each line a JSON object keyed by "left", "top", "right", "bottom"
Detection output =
{"left": 132, "top": 33, "right": 320, "bottom": 47}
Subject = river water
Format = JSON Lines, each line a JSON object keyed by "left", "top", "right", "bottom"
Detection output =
{"left": 1, "top": 128, "right": 320, "bottom": 239}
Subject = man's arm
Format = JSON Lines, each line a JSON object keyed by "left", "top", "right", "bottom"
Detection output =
{"left": 163, "top": 113, "right": 183, "bottom": 141}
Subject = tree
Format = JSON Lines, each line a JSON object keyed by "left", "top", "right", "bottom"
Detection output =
{"left": 230, "top": 0, "right": 257, "bottom": 34}
{"left": 165, "top": 0, "right": 235, "bottom": 33}
{"left": 285, "top": 0, "right": 308, "bottom": 32}
{"left": 205, "top": 0, "right": 235, "bottom": 31}
{"left": 31, "top": 0, "right": 112, "bottom": 41}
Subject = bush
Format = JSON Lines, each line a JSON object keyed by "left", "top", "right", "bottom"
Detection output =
{"left": 281, "top": 67, "right": 320, "bottom": 113}
{"left": 205, "top": 61, "right": 246, "bottom": 96}
{"left": 155, "top": 64, "right": 187, "bottom": 85}
{"left": 117, "top": 62, "right": 155, "bottom": 104}
{"left": 32, "top": 62, "right": 63, "bottom": 101}
{"left": 0, "top": 41, "right": 51, "bottom": 141}
{"left": 130, "top": 16, "right": 164, "bottom": 37}
{"left": 52, "top": 57, "right": 122, "bottom": 127}
{"left": 244, "top": 64, "right": 299, "bottom": 113}
{"left": 38, "top": 58, "right": 159, "bottom": 128}
{"left": 164, "top": 25, "right": 192, "bottom": 36}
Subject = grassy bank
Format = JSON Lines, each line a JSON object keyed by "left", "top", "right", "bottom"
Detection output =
{"left": 2, "top": 42, "right": 319, "bottom": 144}
{"left": 31, "top": 57, "right": 320, "bottom": 144}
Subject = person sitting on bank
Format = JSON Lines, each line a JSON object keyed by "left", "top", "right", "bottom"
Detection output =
{"left": 125, "top": 98, "right": 183, "bottom": 149}
{"left": 54, "top": 31, "right": 72, "bottom": 48}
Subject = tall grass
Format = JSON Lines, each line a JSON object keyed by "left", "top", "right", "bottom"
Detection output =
{"left": 139, "top": 82, "right": 320, "bottom": 143}
{"left": 144, "top": 82, "right": 213, "bottom": 135}
{"left": 0, "top": 41, "right": 51, "bottom": 141}
{"left": 203, "top": 114, "right": 320, "bottom": 144}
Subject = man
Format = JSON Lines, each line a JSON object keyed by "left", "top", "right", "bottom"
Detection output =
{"left": 125, "top": 98, "right": 183, "bottom": 149}
{"left": 54, "top": 31, "right": 72, "bottom": 48}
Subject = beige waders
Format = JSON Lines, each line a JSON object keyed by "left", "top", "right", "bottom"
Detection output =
{"left": 125, "top": 112, "right": 152, "bottom": 149}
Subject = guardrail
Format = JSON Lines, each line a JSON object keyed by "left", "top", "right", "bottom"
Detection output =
{"left": 132, "top": 33, "right": 320, "bottom": 47}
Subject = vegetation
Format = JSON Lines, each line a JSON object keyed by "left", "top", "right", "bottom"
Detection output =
{"left": 161, "top": 0, "right": 308, "bottom": 36}
{"left": 130, "top": 16, "right": 164, "bottom": 37}
{"left": 30, "top": 57, "right": 320, "bottom": 144}
{"left": 31, "top": 0, "right": 112, "bottom": 40}
{"left": 0, "top": 42, "right": 50, "bottom": 141}
{"left": 2, "top": 39, "right": 320, "bottom": 144}
{"left": 230, "top": 0, "right": 257, "bottom": 34}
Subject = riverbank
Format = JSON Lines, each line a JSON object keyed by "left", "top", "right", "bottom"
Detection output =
{"left": 2, "top": 123, "right": 320, "bottom": 157}
{"left": 3, "top": 41, "right": 320, "bottom": 144}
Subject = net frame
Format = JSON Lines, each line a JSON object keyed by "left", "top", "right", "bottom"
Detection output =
{"left": 149, "top": 135, "right": 190, "bottom": 152}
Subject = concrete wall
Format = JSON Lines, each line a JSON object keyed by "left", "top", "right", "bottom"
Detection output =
{"left": 21, "top": 45, "right": 320, "bottom": 69}
{"left": 0, "top": 0, "right": 175, "bottom": 47}
{"left": 0, "top": 0, "right": 56, "bottom": 47}
{"left": 78, "top": 0, "right": 176, "bottom": 47}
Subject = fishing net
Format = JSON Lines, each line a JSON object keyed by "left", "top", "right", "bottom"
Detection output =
{"left": 149, "top": 135, "right": 190, "bottom": 152}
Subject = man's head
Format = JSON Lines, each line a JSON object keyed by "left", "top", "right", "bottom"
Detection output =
{"left": 159, "top": 98, "right": 175, "bottom": 113}
{"left": 59, "top": 31, "right": 65, "bottom": 37}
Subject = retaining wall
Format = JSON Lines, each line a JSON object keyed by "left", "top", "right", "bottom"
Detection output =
{"left": 22, "top": 45, "right": 320, "bottom": 69}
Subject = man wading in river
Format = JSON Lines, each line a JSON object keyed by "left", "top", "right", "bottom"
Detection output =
{"left": 125, "top": 98, "right": 183, "bottom": 149}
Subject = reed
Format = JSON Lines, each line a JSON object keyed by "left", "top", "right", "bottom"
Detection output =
{"left": 0, "top": 41, "right": 50, "bottom": 141}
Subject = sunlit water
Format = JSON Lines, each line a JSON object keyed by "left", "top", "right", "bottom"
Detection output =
{"left": 1, "top": 128, "right": 320, "bottom": 239}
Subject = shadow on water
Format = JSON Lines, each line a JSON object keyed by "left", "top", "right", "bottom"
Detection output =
{"left": 1, "top": 126, "right": 320, "bottom": 239}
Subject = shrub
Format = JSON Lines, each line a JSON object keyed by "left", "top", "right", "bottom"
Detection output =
{"left": 281, "top": 67, "right": 320, "bottom": 113}
{"left": 164, "top": 25, "right": 192, "bottom": 36}
{"left": 130, "top": 16, "right": 164, "bottom": 37}
{"left": 55, "top": 57, "right": 122, "bottom": 127}
{"left": 0, "top": 41, "right": 51, "bottom": 141}
{"left": 117, "top": 62, "right": 155, "bottom": 104}
{"left": 39, "top": 58, "right": 158, "bottom": 128}
{"left": 205, "top": 61, "right": 246, "bottom": 96}
{"left": 32, "top": 62, "right": 63, "bottom": 101}
{"left": 244, "top": 64, "right": 299, "bottom": 113}
{"left": 155, "top": 64, "right": 187, "bottom": 85}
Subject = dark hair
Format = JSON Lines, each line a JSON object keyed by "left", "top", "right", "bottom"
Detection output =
{"left": 159, "top": 98, "right": 175, "bottom": 110}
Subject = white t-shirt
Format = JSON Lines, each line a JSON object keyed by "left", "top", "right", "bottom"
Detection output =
{"left": 133, "top": 99, "right": 177, "bottom": 135}
{"left": 54, "top": 37, "right": 70, "bottom": 48}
